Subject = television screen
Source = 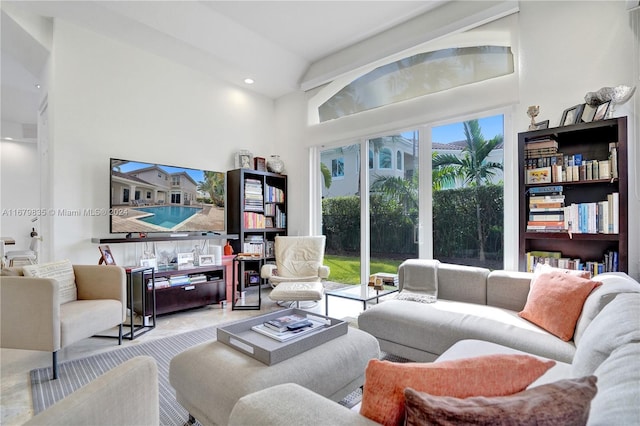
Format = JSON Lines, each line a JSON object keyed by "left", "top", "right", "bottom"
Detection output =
{"left": 110, "top": 158, "right": 225, "bottom": 234}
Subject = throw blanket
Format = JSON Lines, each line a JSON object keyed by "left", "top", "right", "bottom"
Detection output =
{"left": 398, "top": 259, "right": 438, "bottom": 298}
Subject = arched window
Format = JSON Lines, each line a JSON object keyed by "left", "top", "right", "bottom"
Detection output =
{"left": 378, "top": 148, "right": 392, "bottom": 169}
{"left": 396, "top": 151, "right": 402, "bottom": 170}
{"left": 318, "top": 46, "right": 514, "bottom": 122}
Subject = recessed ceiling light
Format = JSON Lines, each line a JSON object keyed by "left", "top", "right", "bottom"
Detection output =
{"left": 35, "top": 83, "right": 41, "bottom": 89}
{"left": 244, "top": 78, "right": 254, "bottom": 85}
{"left": 4, "top": 137, "right": 14, "bottom": 140}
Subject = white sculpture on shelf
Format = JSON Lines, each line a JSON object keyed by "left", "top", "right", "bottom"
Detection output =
{"left": 584, "top": 85, "right": 636, "bottom": 118}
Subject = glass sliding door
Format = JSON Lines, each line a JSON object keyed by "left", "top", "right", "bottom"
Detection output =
{"left": 369, "top": 131, "right": 419, "bottom": 276}
{"left": 431, "top": 115, "right": 504, "bottom": 269}
{"left": 320, "top": 143, "right": 362, "bottom": 284}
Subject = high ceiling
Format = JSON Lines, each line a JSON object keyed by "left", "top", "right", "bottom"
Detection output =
{"left": 1, "top": 1, "right": 446, "bottom": 133}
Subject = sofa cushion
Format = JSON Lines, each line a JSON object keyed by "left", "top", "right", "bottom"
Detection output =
{"left": 403, "top": 376, "right": 597, "bottom": 426}
{"left": 519, "top": 271, "right": 601, "bottom": 341}
{"left": 358, "top": 299, "right": 576, "bottom": 363}
{"left": 486, "top": 270, "right": 533, "bottom": 311}
{"left": 587, "top": 342, "right": 640, "bottom": 426}
{"left": 437, "top": 263, "right": 489, "bottom": 305}
{"left": 574, "top": 273, "right": 640, "bottom": 345}
{"left": 22, "top": 259, "right": 78, "bottom": 304}
{"left": 572, "top": 293, "right": 640, "bottom": 377}
{"left": 360, "top": 355, "right": 555, "bottom": 426}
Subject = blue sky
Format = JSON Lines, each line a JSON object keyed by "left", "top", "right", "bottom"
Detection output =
{"left": 432, "top": 114, "right": 504, "bottom": 144}
{"left": 115, "top": 160, "right": 206, "bottom": 182}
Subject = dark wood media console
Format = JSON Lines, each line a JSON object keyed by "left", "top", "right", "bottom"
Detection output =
{"left": 133, "top": 265, "right": 226, "bottom": 316}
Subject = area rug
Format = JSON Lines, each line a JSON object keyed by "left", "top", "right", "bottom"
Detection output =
{"left": 30, "top": 320, "right": 400, "bottom": 425}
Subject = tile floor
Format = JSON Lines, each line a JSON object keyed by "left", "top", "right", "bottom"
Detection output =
{"left": 0, "top": 285, "right": 388, "bottom": 425}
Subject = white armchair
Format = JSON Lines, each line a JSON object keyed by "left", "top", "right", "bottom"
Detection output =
{"left": 1, "top": 264, "right": 126, "bottom": 379}
{"left": 261, "top": 236, "right": 330, "bottom": 287}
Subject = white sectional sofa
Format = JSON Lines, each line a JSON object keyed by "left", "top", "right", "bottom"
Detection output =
{"left": 228, "top": 261, "right": 640, "bottom": 425}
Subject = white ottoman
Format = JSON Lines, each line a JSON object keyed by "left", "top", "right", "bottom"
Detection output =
{"left": 169, "top": 327, "right": 380, "bottom": 425}
{"left": 269, "top": 281, "right": 324, "bottom": 308}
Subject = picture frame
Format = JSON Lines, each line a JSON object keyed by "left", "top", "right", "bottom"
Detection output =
{"left": 140, "top": 257, "right": 157, "bottom": 271}
{"left": 533, "top": 120, "right": 549, "bottom": 130}
{"left": 580, "top": 104, "right": 597, "bottom": 123}
{"left": 560, "top": 104, "right": 584, "bottom": 126}
{"left": 234, "top": 150, "right": 254, "bottom": 169}
{"left": 592, "top": 101, "right": 611, "bottom": 121}
{"left": 199, "top": 254, "right": 215, "bottom": 266}
{"left": 98, "top": 245, "right": 116, "bottom": 265}
{"left": 254, "top": 156, "right": 266, "bottom": 171}
{"left": 177, "top": 252, "right": 194, "bottom": 269}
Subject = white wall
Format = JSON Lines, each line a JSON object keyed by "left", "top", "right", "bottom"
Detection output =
{"left": 47, "top": 20, "right": 277, "bottom": 264}
{"left": 276, "top": 1, "right": 639, "bottom": 279}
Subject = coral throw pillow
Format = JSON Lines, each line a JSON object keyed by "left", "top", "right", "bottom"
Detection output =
{"left": 359, "top": 355, "right": 556, "bottom": 426}
{"left": 403, "top": 376, "right": 597, "bottom": 426}
{"left": 519, "top": 271, "right": 601, "bottom": 341}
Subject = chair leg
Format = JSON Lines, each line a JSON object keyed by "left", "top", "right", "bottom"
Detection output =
{"left": 52, "top": 351, "right": 58, "bottom": 380}
{"left": 118, "top": 323, "right": 123, "bottom": 345}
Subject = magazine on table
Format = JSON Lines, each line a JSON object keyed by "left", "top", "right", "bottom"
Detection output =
{"left": 252, "top": 316, "right": 326, "bottom": 342}
{"left": 263, "top": 313, "right": 309, "bottom": 332}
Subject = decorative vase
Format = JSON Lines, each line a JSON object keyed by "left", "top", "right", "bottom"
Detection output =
{"left": 224, "top": 241, "right": 234, "bottom": 256}
{"left": 267, "top": 155, "right": 284, "bottom": 173}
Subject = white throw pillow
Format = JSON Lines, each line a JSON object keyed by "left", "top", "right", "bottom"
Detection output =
{"left": 23, "top": 260, "right": 78, "bottom": 304}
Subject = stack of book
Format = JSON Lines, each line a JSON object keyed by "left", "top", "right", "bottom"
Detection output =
{"left": 149, "top": 277, "right": 171, "bottom": 289}
{"left": 524, "top": 138, "right": 563, "bottom": 184}
{"left": 244, "top": 178, "right": 264, "bottom": 211}
{"left": 251, "top": 313, "right": 325, "bottom": 342}
{"left": 169, "top": 275, "right": 191, "bottom": 287}
{"left": 189, "top": 274, "right": 208, "bottom": 284}
{"left": 243, "top": 235, "right": 265, "bottom": 255}
{"left": 527, "top": 186, "right": 565, "bottom": 232}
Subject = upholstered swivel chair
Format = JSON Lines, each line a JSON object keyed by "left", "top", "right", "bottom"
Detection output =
{"left": 261, "top": 236, "right": 330, "bottom": 287}
{"left": 261, "top": 236, "right": 330, "bottom": 308}
{"left": 1, "top": 263, "right": 126, "bottom": 379}
{"left": 5, "top": 236, "right": 39, "bottom": 266}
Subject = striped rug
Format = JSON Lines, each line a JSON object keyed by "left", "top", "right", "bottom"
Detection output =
{"left": 30, "top": 323, "right": 391, "bottom": 425}
{"left": 31, "top": 326, "right": 217, "bottom": 425}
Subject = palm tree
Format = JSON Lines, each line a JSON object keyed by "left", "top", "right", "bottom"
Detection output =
{"left": 432, "top": 120, "right": 503, "bottom": 261}
{"left": 320, "top": 162, "right": 332, "bottom": 189}
{"left": 197, "top": 171, "right": 225, "bottom": 207}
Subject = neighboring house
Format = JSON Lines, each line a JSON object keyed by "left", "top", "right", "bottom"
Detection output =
{"left": 321, "top": 135, "right": 418, "bottom": 198}
{"left": 111, "top": 165, "right": 198, "bottom": 206}
{"left": 321, "top": 137, "right": 504, "bottom": 197}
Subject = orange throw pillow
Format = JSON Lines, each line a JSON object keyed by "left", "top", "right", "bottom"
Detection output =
{"left": 519, "top": 271, "right": 601, "bottom": 341}
{"left": 359, "top": 355, "right": 555, "bottom": 426}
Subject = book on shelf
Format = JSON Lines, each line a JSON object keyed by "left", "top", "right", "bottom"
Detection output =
{"left": 609, "top": 143, "right": 618, "bottom": 179}
{"left": 526, "top": 250, "right": 619, "bottom": 274}
{"left": 528, "top": 185, "right": 564, "bottom": 194}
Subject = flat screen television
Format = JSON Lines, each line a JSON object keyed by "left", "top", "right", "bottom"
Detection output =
{"left": 110, "top": 158, "right": 225, "bottom": 235}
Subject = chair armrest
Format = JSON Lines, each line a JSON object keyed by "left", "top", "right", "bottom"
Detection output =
{"left": 229, "top": 383, "right": 379, "bottom": 426}
{"left": 25, "top": 356, "right": 159, "bottom": 426}
{"left": 0, "top": 277, "right": 60, "bottom": 351}
{"left": 73, "top": 265, "right": 126, "bottom": 302}
{"left": 319, "top": 265, "right": 330, "bottom": 279}
{"left": 261, "top": 264, "right": 277, "bottom": 279}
